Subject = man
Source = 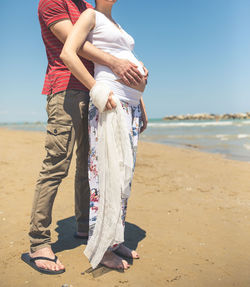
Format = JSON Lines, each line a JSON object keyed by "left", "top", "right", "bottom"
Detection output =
{"left": 22, "top": 0, "right": 144, "bottom": 274}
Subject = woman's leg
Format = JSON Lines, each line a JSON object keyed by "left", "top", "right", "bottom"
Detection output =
{"left": 88, "top": 102, "right": 100, "bottom": 239}
{"left": 87, "top": 102, "right": 129, "bottom": 269}
{"left": 88, "top": 101, "right": 141, "bottom": 236}
{"left": 120, "top": 101, "right": 141, "bottom": 224}
{"left": 87, "top": 101, "right": 141, "bottom": 267}
{"left": 111, "top": 101, "right": 142, "bottom": 258}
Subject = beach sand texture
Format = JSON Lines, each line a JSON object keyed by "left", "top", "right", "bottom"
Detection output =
{"left": 0, "top": 128, "right": 250, "bottom": 287}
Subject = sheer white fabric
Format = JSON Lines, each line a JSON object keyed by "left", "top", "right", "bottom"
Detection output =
{"left": 85, "top": 82, "right": 133, "bottom": 269}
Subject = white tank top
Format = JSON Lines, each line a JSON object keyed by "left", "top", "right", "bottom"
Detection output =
{"left": 87, "top": 10, "right": 145, "bottom": 82}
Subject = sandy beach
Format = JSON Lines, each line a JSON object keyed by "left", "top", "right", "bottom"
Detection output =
{"left": 1, "top": 128, "right": 250, "bottom": 287}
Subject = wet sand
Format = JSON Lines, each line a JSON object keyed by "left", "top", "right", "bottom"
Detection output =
{"left": 0, "top": 128, "right": 250, "bottom": 287}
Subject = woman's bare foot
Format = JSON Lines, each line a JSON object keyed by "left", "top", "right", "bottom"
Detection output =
{"left": 115, "top": 244, "right": 140, "bottom": 259}
{"left": 100, "top": 250, "right": 130, "bottom": 270}
{"left": 29, "top": 247, "right": 65, "bottom": 272}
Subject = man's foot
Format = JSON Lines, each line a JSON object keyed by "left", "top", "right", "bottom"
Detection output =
{"left": 29, "top": 247, "right": 65, "bottom": 272}
{"left": 100, "top": 250, "right": 130, "bottom": 270}
{"left": 115, "top": 244, "right": 140, "bottom": 259}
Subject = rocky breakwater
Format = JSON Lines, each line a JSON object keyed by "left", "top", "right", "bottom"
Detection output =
{"left": 163, "top": 112, "right": 250, "bottom": 121}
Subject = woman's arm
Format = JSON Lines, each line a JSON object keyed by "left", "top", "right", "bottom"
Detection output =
{"left": 60, "top": 9, "right": 116, "bottom": 110}
{"left": 140, "top": 97, "right": 148, "bottom": 133}
{"left": 60, "top": 9, "right": 96, "bottom": 90}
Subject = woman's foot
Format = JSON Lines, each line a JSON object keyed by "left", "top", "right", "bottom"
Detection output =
{"left": 115, "top": 244, "right": 140, "bottom": 259}
{"left": 29, "top": 247, "right": 65, "bottom": 272}
{"left": 100, "top": 250, "right": 130, "bottom": 270}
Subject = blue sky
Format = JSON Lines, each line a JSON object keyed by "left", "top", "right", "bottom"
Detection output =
{"left": 1, "top": 0, "right": 250, "bottom": 122}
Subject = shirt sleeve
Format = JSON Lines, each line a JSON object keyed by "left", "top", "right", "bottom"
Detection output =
{"left": 84, "top": 1, "right": 93, "bottom": 9}
{"left": 38, "top": 0, "right": 70, "bottom": 28}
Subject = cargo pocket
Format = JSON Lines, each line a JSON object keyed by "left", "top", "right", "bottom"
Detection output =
{"left": 45, "top": 124, "right": 72, "bottom": 157}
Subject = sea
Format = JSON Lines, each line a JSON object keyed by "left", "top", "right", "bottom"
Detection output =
{"left": 1, "top": 119, "right": 250, "bottom": 162}
{"left": 141, "top": 119, "right": 250, "bottom": 162}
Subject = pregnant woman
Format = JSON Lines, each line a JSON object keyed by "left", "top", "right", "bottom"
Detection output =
{"left": 60, "top": 0, "right": 148, "bottom": 270}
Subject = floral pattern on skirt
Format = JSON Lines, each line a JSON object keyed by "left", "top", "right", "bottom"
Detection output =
{"left": 88, "top": 100, "right": 141, "bottom": 249}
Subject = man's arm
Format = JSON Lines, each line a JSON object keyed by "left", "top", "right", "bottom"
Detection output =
{"left": 50, "top": 19, "right": 143, "bottom": 86}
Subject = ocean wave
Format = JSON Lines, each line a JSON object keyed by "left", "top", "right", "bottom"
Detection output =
{"left": 216, "top": 134, "right": 227, "bottom": 138}
{"left": 243, "top": 144, "right": 250, "bottom": 150}
{"left": 241, "top": 120, "right": 250, "bottom": 125}
{"left": 209, "top": 134, "right": 250, "bottom": 140}
{"left": 215, "top": 135, "right": 229, "bottom": 141}
{"left": 237, "top": 134, "right": 250, "bottom": 139}
{"left": 144, "top": 133, "right": 249, "bottom": 140}
{"left": 148, "top": 121, "right": 234, "bottom": 128}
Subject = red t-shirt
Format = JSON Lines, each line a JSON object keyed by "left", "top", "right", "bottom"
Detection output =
{"left": 38, "top": 0, "right": 94, "bottom": 95}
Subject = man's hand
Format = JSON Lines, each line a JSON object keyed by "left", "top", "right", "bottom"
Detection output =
{"left": 110, "top": 58, "right": 143, "bottom": 86}
{"left": 105, "top": 92, "right": 117, "bottom": 110}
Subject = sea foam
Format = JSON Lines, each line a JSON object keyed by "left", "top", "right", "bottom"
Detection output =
{"left": 243, "top": 144, "right": 250, "bottom": 150}
{"left": 148, "top": 121, "right": 234, "bottom": 128}
{"left": 238, "top": 134, "right": 250, "bottom": 139}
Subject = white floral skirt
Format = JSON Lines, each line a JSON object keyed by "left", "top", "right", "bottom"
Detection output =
{"left": 88, "top": 99, "right": 141, "bottom": 249}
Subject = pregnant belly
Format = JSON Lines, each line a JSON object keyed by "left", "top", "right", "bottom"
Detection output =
{"left": 94, "top": 50, "right": 146, "bottom": 91}
{"left": 114, "top": 50, "right": 147, "bottom": 92}
{"left": 117, "top": 77, "right": 147, "bottom": 92}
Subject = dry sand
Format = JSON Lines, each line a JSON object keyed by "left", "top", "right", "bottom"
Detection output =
{"left": 0, "top": 128, "right": 250, "bottom": 287}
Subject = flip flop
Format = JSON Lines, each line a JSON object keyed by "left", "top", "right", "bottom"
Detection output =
{"left": 73, "top": 232, "right": 88, "bottom": 240}
{"left": 21, "top": 253, "right": 65, "bottom": 275}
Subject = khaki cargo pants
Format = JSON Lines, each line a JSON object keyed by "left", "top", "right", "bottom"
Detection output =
{"left": 29, "top": 89, "right": 90, "bottom": 253}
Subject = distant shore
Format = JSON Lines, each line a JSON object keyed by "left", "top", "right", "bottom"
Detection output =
{"left": 163, "top": 112, "right": 250, "bottom": 121}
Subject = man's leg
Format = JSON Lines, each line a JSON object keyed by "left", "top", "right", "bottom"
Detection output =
{"left": 28, "top": 90, "right": 89, "bottom": 271}
{"left": 74, "top": 99, "right": 90, "bottom": 236}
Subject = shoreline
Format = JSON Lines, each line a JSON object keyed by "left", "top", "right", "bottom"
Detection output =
{"left": 140, "top": 139, "right": 250, "bottom": 163}
{"left": 1, "top": 126, "right": 249, "bottom": 164}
